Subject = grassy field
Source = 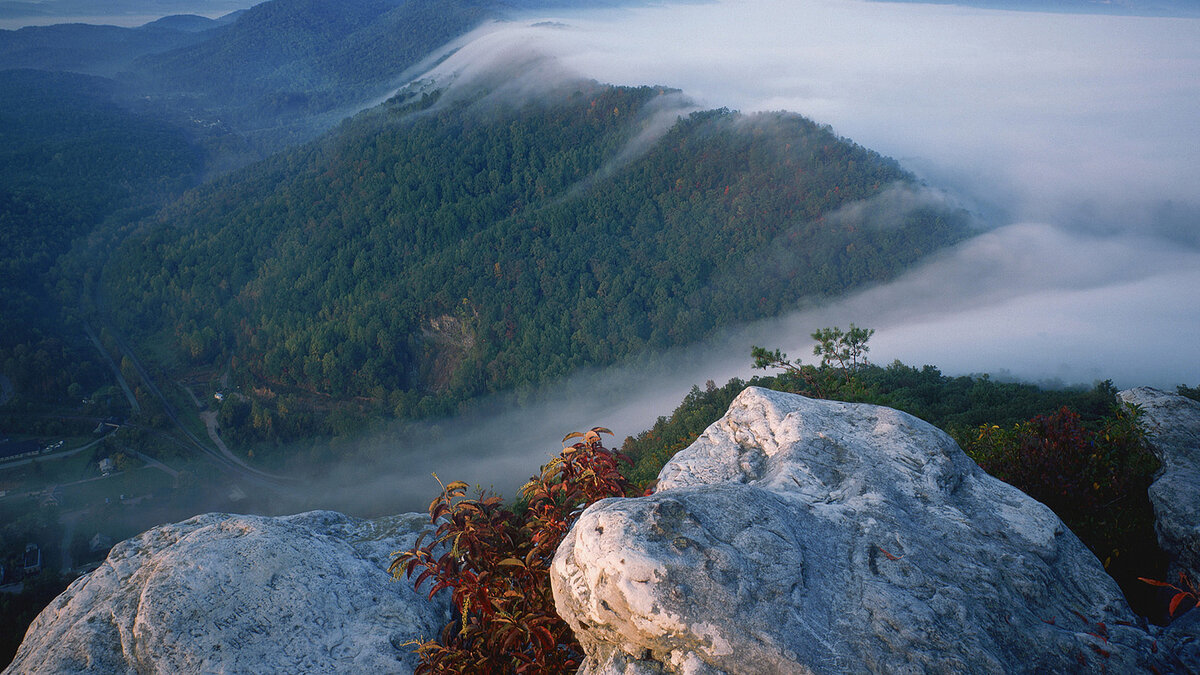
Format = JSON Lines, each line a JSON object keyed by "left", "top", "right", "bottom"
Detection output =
{"left": 59, "top": 466, "right": 173, "bottom": 511}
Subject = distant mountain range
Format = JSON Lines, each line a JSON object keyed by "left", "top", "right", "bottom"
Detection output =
{"left": 1, "top": 0, "right": 501, "bottom": 151}
{"left": 0, "top": 0, "right": 251, "bottom": 20}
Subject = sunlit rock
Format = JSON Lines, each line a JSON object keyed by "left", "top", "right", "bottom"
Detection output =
{"left": 553, "top": 387, "right": 1175, "bottom": 673}
{"left": 1119, "top": 387, "right": 1200, "bottom": 584}
{"left": 2, "top": 511, "right": 448, "bottom": 674}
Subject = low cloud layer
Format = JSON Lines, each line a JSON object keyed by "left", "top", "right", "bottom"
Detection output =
{"left": 318, "top": 217, "right": 1200, "bottom": 515}
{"left": 444, "top": 0, "right": 1200, "bottom": 382}
{"left": 311, "top": 0, "right": 1200, "bottom": 514}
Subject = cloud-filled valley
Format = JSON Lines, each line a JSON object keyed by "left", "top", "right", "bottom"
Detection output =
{"left": 5, "top": 0, "right": 1197, "bottom": 514}
{"left": 424, "top": 0, "right": 1200, "bottom": 385}
{"left": 297, "top": 0, "right": 1200, "bottom": 513}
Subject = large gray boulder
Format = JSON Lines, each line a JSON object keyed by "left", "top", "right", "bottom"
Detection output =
{"left": 552, "top": 387, "right": 1175, "bottom": 673}
{"left": 3, "top": 510, "right": 448, "bottom": 674}
{"left": 1120, "top": 387, "right": 1200, "bottom": 584}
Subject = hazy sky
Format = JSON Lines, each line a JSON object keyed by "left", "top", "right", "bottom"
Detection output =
{"left": 0, "top": 0, "right": 255, "bottom": 28}
{"left": 318, "top": 0, "right": 1200, "bottom": 513}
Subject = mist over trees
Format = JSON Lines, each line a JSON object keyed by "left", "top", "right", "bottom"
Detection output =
{"left": 2, "top": 0, "right": 1196, "bottom": 668}
{"left": 0, "top": 0, "right": 535, "bottom": 419}
{"left": 0, "top": 69, "right": 205, "bottom": 407}
{"left": 100, "top": 82, "right": 968, "bottom": 442}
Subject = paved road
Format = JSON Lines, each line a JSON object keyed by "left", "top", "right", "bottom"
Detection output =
{"left": 85, "top": 304, "right": 291, "bottom": 489}
{"left": 0, "top": 437, "right": 106, "bottom": 472}
{"left": 127, "top": 449, "right": 180, "bottom": 480}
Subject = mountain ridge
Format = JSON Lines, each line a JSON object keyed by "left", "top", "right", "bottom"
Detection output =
{"left": 100, "top": 80, "right": 969, "bottom": 439}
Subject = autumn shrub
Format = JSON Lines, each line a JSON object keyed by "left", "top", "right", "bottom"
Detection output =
{"left": 391, "top": 428, "right": 633, "bottom": 673}
{"left": 1140, "top": 572, "right": 1198, "bottom": 620}
{"left": 960, "top": 404, "right": 1168, "bottom": 619}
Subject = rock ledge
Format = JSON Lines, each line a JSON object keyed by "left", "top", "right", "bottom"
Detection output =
{"left": 3, "top": 510, "right": 448, "bottom": 674}
{"left": 553, "top": 387, "right": 1177, "bottom": 673}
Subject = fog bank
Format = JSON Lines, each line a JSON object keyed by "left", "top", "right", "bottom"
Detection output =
{"left": 427, "top": 0, "right": 1200, "bottom": 383}
{"left": 313, "top": 0, "right": 1200, "bottom": 514}
{"left": 316, "top": 215, "right": 1198, "bottom": 515}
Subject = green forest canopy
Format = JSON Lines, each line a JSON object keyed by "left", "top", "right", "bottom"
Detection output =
{"left": 104, "top": 82, "right": 970, "bottom": 437}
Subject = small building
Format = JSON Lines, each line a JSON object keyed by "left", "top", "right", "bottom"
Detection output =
{"left": 214, "top": 392, "right": 224, "bottom": 402}
{"left": 22, "top": 544, "right": 41, "bottom": 575}
{"left": 99, "top": 457, "right": 115, "bottom": 476}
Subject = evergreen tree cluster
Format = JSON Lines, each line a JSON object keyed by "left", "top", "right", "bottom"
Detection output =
{"left": 103, "top": 84, "right": 969, "bottom": 436}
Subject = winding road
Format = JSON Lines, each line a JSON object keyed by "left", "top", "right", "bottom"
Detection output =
{"left": 84, "top": 305, "right": 292, "bottom": 490}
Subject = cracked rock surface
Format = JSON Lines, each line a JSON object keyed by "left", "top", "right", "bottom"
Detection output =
{"left": 552, "top": 387, "right": 1179, "bottom": 673}
{"left": 3, "top": 510, "right": 448, "bottom": 674}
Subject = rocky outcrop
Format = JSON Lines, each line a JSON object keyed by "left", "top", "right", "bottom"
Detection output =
{"left": 11, "top": 387, "right": 1197, "bottom": 674}
{"left": 3, "top": 510, "right": 448, "bottom": 674}
{"left": 1119, "top": 387, "right": 1200, "bottom": 584}
{"left": 552, "top": 387, "right": 1181, "bottom": 673}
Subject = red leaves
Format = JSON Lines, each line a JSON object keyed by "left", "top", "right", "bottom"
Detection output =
{"left": 391, "top": 427, "right": 634, "bottom": 672}
{"left": 1169, "top": 593, "right": 1190, "bottom": 618}
{"left": 1139, "top": 571, "right": 1198, "bottom": 620}
{"left": 963, "top": 403, "right": 1158, "bottom": 577}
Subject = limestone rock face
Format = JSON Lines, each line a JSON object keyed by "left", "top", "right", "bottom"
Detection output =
{"left": 1119, "top": 386, "right": 1200, "bottom": 583}
{"left": 3, "top": 510, "right": 448, "bottom": 674}
{"left": 552, "top": 387, "right": 1172, "bottom": 674}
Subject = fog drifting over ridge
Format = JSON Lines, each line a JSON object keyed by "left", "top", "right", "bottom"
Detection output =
{"left": 302, "top": 0, "right": 1200, "bottom": 513}
{"left": 433, "top": 0, "right": 1200, "bottom": 386}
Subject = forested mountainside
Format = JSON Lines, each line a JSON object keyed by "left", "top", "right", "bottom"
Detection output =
{"left": 0, "top": 0, "right": 502, "bottom": 413}
{"left": 128, "top": 0, "right": 494, "bottom": 145}
{"left": 0, "top": 0, "right": 497, "bottom": 152}
{"left": 103, "top": 82, "right": 969, "bottom": 434}
{"left": 0, "top": 69, "right": 204, "bottom": 402}
{"left": 1, "top": 0, "right": 671, "bottom": 151}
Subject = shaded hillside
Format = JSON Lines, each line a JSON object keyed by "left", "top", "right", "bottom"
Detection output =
{"left": 0, "top": 69, "right": 204, "bottom": 403}
{"left": 103, "top": 82, "right": 969, "bottom": 433}
{"left": 128, "top": 0, "right": 495, "bottom": 149}
{"left": 0, "top": 0, "right": 249, "bottom": 22}
{"left": 0, "top": 20, "right": 214, "bottom": 76}
{"left": 2, "top": 0, "right": 499, "bottom": 153}
{"left": 0, "top": 0, "right": 665, "bottom": 160}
